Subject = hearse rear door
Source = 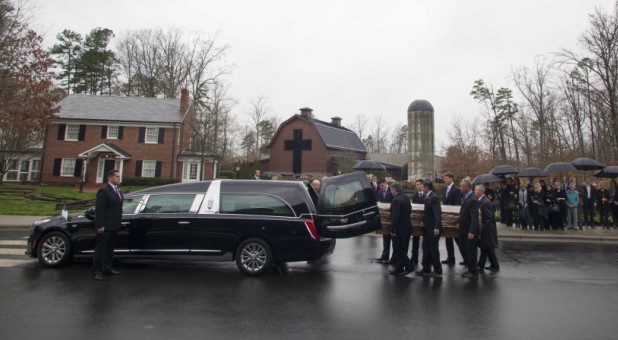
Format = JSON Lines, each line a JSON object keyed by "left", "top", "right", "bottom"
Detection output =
{"left": 317, "top": 172, "right": 381, "bottom": 238}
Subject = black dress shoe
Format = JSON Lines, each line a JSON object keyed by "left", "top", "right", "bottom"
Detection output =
{"left": 459, "top": 261, "right": 466, "bottom": 266}
{"left": 462, "top": 272, "right": 478, "bottom": 278}
{"left": 484, "top": 266, "right": 500, "bottom": 272}
{"left": 389, "top": 269, "right": 405, "bottom": 275}
{"left": 374, "top": 257, "right": 388, "bottom": 262}
{"left": 105, "top": 268, "right": 122, "bottom": 275}
{"left": 441, "top": 259, "right": 455, "bottom": 265}
{"left": 429, "top": 271, "right": 442, "bottom": 276}
{"left": 415, "top": 270, "right": 430, "bottom": 276}
{"left": 93, "top": 274, "right": 106, "bottom": 281}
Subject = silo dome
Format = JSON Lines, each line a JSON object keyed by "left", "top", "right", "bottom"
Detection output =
{"left": 407, "top": 99, "right": 434, "bottom": 112}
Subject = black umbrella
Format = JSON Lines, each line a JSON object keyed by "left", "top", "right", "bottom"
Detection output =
{"left": 544, "top": 162, "right": 577, "bottom": 173}
{"left": 353, "top": 160, "right": 386, "bottom": 171}
{"left": 472, "top": 173, "right": 506, "bottom": 186}
{"left": 592, "top": 166, "right": 618, "bottom": 179}
{"left": 490, "top": 165, "right": 519, "bottom": 176}
{"left": 570, "top": 157, "right": 604, "bottom": 171}
{"left": 517, "top": 167, "right": 548, "bottom": 177}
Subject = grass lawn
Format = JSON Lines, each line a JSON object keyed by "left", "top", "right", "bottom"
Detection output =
{"left": 0, "top": 183, "right": 152, "bottom": 216}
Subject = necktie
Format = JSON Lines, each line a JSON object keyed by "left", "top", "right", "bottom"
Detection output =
{"left": 113, "top": 186, "right": 121, "bottom": 200}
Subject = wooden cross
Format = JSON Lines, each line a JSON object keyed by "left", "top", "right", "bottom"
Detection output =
{"left": 284, "top": 129, "right": 312, "bottom": 174}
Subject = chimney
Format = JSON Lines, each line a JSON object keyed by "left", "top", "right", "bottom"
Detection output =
{"left": 299, "top": 107, "right": 313, "bottom": 119}
{"left": 180, "top": 88, "right": 190, "bottom": 112}
{"left": 331, "top": 116, "right": 342, "bottom": 126}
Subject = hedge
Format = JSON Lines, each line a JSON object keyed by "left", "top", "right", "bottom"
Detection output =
{"left": 122, "top": 177, "right": 181, "bottom": 186}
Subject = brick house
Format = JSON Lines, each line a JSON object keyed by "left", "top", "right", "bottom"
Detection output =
{"left": 40, "top": 89, "right": 219, "bottom": 186}
{"left": 267, "top": 107, "right": 366, "bottom": 177}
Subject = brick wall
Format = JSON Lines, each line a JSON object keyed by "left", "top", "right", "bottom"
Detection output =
{"left": 41, "top": 122, "right": 177, "bottom": 185}
{"left": 268, "top": 118, "right": 330, "bottom": 175}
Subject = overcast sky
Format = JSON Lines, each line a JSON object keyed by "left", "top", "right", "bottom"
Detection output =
{"left": 33, "top": 0, "right": 617, "bottom": 151}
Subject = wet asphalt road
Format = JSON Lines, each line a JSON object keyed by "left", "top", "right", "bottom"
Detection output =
{"left": 1, "top": 228, "right": 618, "bottom": 340}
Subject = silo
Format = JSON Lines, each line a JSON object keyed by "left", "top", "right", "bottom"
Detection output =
{"left": 407, "top": 100, "right": 435, "bottom": 181}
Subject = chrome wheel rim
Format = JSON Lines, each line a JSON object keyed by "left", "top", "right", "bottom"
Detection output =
{"left": 240, "top": 243, "right": 267, "bottom": 273}
{"left": 40, "top": 236, "right": 66, "bottom": 264}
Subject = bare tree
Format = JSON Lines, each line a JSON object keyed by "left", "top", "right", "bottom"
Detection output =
{"left": 246, "top": 96, "right": 270, "bottom": 160}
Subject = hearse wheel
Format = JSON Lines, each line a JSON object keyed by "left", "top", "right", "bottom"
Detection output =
{"left": 37, "top": 231, "right": 72, "bottom": 267}
{"left": 235, "top": 238, "right": 273, "bottom": 275}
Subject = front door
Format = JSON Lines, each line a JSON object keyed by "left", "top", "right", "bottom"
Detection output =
{"left": 317, "top": 171, "right": 381, "bottom": 238}
{"left": 102, "top": 160, "right": 115, "bottom": 183}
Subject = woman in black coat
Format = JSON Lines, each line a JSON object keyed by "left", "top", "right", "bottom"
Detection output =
{"left": 546, "top": 183, "right": 561, "bottom": 230}
{"left": 531, "top": 182, "right": 548, "bottom": 231}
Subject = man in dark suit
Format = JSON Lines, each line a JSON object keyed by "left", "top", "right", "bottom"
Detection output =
{"left": 93, "top": 169, "right": 124, "bottom": 281}
{"left": 252, "top": 170, "right": 261, "bottom": 180}
{"left": 416, "top": 181, "right": 442, "bottom": 277}
{"left": 441, "top": 172, "right": 462, "bottom": 265}
{"left": 582, "top": 177, "right": 596, "bottom": 228}
{"left": 458, "top": 179, "right": 480, "bottom": 278}
{"left": 388, "top": 182, "right": 414, "bottom": 275}
{"left": 370, "top": 175, "right": 379, "bottom": 199}
{"left": 410, "top": 179, "right": 425, "bottom": 266}
{"left": 375, "top": 178, "right": 394, "bottom": 263}
{"left": 476, "top": 184, "right": 500, "bottom": 274}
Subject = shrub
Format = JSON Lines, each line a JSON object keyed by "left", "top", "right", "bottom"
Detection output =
{"left": 218, "top": 170, "right": 237, "bottom": 179}
{"left": 122, "top": 177, "right": 180, "bottom": 186}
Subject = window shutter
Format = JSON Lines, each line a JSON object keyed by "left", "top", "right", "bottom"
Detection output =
{"left": 118, "top": 126, "right": 124, "bottom": 139}
{"left": 101, "top": 126, "right": 107, "bottom": 138}
{"left": 73, "top": 159, "right": 83, "bottom": 177}
{"left": 57, "top": 125, "right": 66, "bottom": 140}
{"left": 135, "top": 160, "right": 142, "bottom": 176}
{"left": 78, "top": 125, "right": 86, "bottom": 141}
{"left": 155, "top": 161, "right": 162, "bottom": 177}
{"left": 53, "top": 159, "right": 61, "bottom": 176}
{"left": 138, "top": 128, "right": 145, "bottom": 143}
{"left": 158, "top": 128, "right": 165, "bottom": 144}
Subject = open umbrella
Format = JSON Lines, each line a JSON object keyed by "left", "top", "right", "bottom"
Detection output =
{"left": 517, "top": 167, "right": 548, "bottom": 177}
{"left": 544, "top": 162, "right": 577, "bottom": 173}
{"left": 472, "top": 173, "right": 506, "bottom": 185}
{"left": 490, "top": 165, "right": 519, "bottom": 176}
{"left": 570, "top": 157, "right": 604, "bottom": 171}
{"left": 353, "top": 160, "right": 386, "bottom": 171}
{"left": 592, "top": 166, "right": 618, "bottom": 178}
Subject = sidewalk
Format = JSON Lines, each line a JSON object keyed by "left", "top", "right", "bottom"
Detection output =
{"left": 496, "top": 223, "right": 618, "bottom": 244}
{"left": 0, "top": 216, "right": 45, "bottom": 228}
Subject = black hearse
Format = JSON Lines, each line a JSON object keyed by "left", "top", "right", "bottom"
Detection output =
{"left": 25, "top": 172, "right": 381, "bottom": 275}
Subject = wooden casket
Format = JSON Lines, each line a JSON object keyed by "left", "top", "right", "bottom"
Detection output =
{"left": 377, "top": 202, "right": 461, "bottom": 238}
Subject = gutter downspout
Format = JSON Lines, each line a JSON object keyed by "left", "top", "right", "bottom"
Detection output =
{"left": 171, "top": 123, "right": 177, "bottom": 179}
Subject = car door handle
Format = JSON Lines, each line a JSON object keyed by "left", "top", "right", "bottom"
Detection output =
{"left": 178, "top": 221, "right": 191, "bottom": 225}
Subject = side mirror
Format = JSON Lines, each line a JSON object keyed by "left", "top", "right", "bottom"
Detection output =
{"left": 85, "top": 207, "right": 96, "bottom": 220}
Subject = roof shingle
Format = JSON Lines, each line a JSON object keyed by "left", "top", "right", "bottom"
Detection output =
{"left": 56, "top": 95, "right": 184, "bottom": 123}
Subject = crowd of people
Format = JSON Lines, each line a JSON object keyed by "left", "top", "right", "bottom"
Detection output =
{"left": 494, "top": 176, "right": 618, "bottom": 231}
{"left": 372, "top": 173, "right": 499, "bottom": 279}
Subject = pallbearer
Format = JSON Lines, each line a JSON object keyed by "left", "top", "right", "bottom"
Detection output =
{"left": 388, "top": 183, "right": 414, "bottom": 275}
{"left": 458, "top": 179, "right": 480, "bottom": 278}
{"left": 416, "top": 181, "right": 443, "bottom": 277}
{"left": 476, "top": 184, "right": 500, "bottom": 274}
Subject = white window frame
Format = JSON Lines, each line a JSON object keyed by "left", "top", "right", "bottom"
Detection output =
{"left": 142, "top": 160, "right": 156, "bottom": 178}
{"left": 65, "top": 125, "right": 80, "bottom": 141}
{"left": 29, "top": 159, "right": 41, "bottom": 181}
{"left": 145, "top": 127, "right": 159, "bottom": 144}
{"left": 182, "top": 162, "right": 200, "bottom": 182}
{"left": 107, "top": 125, "right": 119, "bottom": 139}
{"left": 61, "top": 158, "right": 76, "bottom": 177}
{"left": 4, "top": 159, "right": 19, "bottom": 181}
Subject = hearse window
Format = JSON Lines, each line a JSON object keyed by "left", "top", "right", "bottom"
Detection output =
{"left": 142, "top": 194, "right": 196, "bottom": 214}
{"left": 220, "top": 193, "right": 294, "bottom": 217}
{"left": 322, "top": 180, "right": 367, "bottom": 209}
{"left": 122, "top": 195, "right": 144, "bottom": 214}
